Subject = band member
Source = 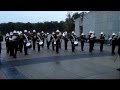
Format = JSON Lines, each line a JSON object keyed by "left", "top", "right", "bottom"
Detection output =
{"left": 36, "top": 32, "right": 42, "bottom": 52}
{"left": 88, "top": 33, "right": 94, "bottom": 53}
{"left": 46, "top": 33, "right": 51, "bottom": 49}
{"left": 0, "top": 31, "right": 3, "bottom": 54}
{"left": 32, "top": 30, "right": 37, "bottom": 50}
{"left": 59, "top": 32, "right": 62, "bottom": 49}
{"left": 118, "top": 32, "right": 120, "bottom": 55}
{"left": 5, "top": 33, "right": 10, "bottom": 54}
{"left": 70, "top": 31, "right": 77, "bottom": 52}
{"left": 111, "top": 33, "right": 117, "bottom": 54}
{"left": 117, "top": 32, "right": 120, "bottom": 71}
{"left": 92, "top": 31, "right": 96, "bottom": 50}
{"left": 9, "top": 32, "right": 14, "bottom": 56}
{"left": 12, "top": 30, "right": 19, "bottom": 58}
{"left": 41, "top": 31, "right": 45, "bottom": 48}
{"left": 51, "top": 32, "right": 55, "bottom": 51}
{"left": 99, "top": 32, "right": 105, "bottom": 52}
{"left": 63, "top": 31, "right": 68, "bottom": 50}
{"left": 19, "top": 31, "right": 24, "bottom": 53}
{"left": 23, "top": 30, "right": 29, "bottom": 55}
{"left": 80, "top": 33, "right": 86, "bottom": 51}
{"left": 55, "top": 30, "right": 60, "bottom": 53}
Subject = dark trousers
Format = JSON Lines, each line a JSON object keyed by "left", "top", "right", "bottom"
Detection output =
{"left": 71, "top": 42, "right": 75, "bottom": 52}
{"left": 112, "top": 44, "right": 116, "bottom": 54}
{"left": 24, "top": 43, "right": 28, "bottom": 55}
{"left": 19, "top": 43, "right": 23, "bottom": 53}
{"left": 6, "top": 42, "right": 9, "bottom": 54}
{"left": 64, "top": 40, "right": 68, "bottom": 50}
{"left": 37, "top": 43, "right": 40, "bottom": 52}
{"left": 0, "top": 42, "right": 1, "bottom": 54}
{"left": 47, "top": 41, "right": 50, "bottom": 49}
{"left": 33, "top": 41, "right": 36, "bottom": 50}
{"left": 59, "top": 40, "right": 62, "bottom": 49}
{"left": 81, "top": 41, "right": 84, "bottom": 51}
{"left": 9, "top": 43, "right": 14, "bottom": 56}
{"left": 100, "top": 43, "right": 103, "bottom": 52}
{"left": 52, "top": 42, "right": 54, "bottom": 51}
{"left": 42, "top": 39, "right": 44, "bottom": 47}
{"left": 56, "top": 42, "right": 59, "bottom": 53}
{"left": 118, "top": 46, "right": 120, "bottom": 56}
{"left": 13, "top": 46, "right": 18, "bottom": 58}
{"left": 92, "top": 42, "right": 95, "bottom": 50}
{"left": 89, "top": 42, "right": 93, "bottom": 52}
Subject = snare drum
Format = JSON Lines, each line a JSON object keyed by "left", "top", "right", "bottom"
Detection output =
{"left": 26, "top": 42, "right": 32, "bottom": 48}
{"left": 39, "top": 41, "right": 43, "bottom": 46}
{"left": 74, "top": 41, "right": 78, "bottom": 46}
{"left": 54, "top": 41, "right": 56, "bottom": 45}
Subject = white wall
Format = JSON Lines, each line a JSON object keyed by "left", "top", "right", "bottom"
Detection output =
{"left": 75, "top": 18, "right": 80, "bottom": 37}
{"left": 83, "top": 11, "right": 120, "bottom": 38}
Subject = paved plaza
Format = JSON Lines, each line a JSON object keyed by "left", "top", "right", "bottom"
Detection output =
{"left": 0, "top": 40, "right": 120, "bottom": 79}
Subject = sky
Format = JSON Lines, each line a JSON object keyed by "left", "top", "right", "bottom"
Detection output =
{"left": 0, "top": 11, "right": 89, "bottom": 23}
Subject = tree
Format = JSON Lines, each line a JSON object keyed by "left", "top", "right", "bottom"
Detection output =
{"left": 64, "top": 12, "right": 74, "bottom": 33}
{"left": 72, "top": 12, "right": 80, "bottom": 20}
{"left": 79, "top": 12, "right": 87, "bottom": 20}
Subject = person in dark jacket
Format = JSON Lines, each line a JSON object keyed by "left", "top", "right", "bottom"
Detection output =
{"left": 18, "top": 31, "right": 24, "bottom": 53}
{"left": 5, "top": 33, "right": 10, "bottom": 54}
{"left": 51, "top": 32, "right": 56, "bottom": 51}
{"left": 46, "top": 33, "right": 51, "bottom": 49}
{"left": 80, "top": 33, "right": 86, "bottom": 51}
{"left": 99, "top": 32, "right": 105, "bottom": 52}
{"left": 55, "top": 30, "right": 60, "bottom": 53}
{"left": 117, "top": 32, "right": 120, "bottom": 71}
{"left": 23, "top": 30, "right": 29, "bottom": 55}
{"left": 0, "top": 31, "right": 3, "bottom": 54}
{"left": 12, "top": 30, "right": 19, "bottom": 58}
{"left": 41, "top": 31, "right": 45, "bottom": 48}
{"left": 63, "top": 31, "right": 68, "bottom": 50}
{"left": 32, "top": 30, "right": 37, "bottom": 50}
{"left": 70, "top": 31, "right": 77, "bottom": 52}
{"left": 111, "top": 33, "right": 117, "bottom": 54}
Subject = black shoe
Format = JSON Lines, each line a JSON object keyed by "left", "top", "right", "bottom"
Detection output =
{"left": 13, "top": 56, "right": 17, "bottom": 58}
{"left": 117, "top": 68, "right": 120, "bottom": 71}
{"left": 89, "top": 50, "right": 91, "bottom": 52}
{"left": 112, "top": 52, "right": 115, "bottom": 55}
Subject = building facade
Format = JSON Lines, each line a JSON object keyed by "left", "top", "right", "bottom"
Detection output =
{"left": 75, "top": 11, "right": 120, "bottom": 38}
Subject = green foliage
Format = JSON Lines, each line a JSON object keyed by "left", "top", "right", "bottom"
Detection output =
{"left": 0, "top": 21, "right": 65, "bottom": 35}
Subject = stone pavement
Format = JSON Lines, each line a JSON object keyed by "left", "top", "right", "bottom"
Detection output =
{"left": 0, "top": 40, "right": 120, "bottom": 79}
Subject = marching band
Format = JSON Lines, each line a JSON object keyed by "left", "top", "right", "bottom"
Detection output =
{"left": 0, "top": 29, "right": 118, "bottom": 60}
